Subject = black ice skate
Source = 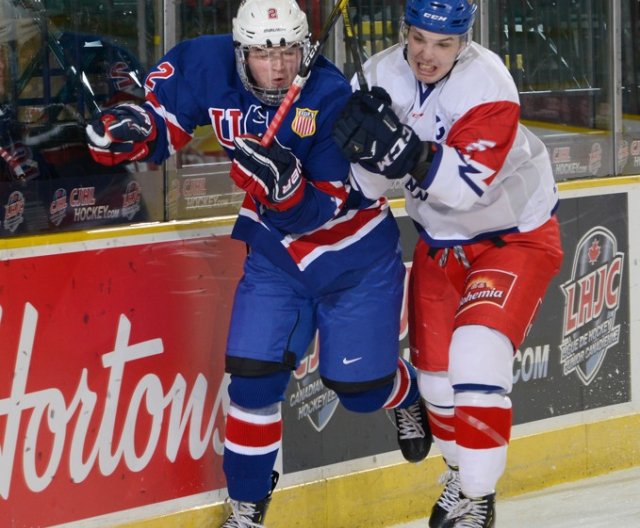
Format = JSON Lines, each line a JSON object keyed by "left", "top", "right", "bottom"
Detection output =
{"left": 428, "top": 465, "right": 461, "bottom": 528}
{"left": 443, "top": 492, "right": 495, "bottom": 528}
{"left": 221, "top": 471, "right": 279, "bottom": 528}
{"left": 393, "top": 398, "right": 432, "bottom": 462}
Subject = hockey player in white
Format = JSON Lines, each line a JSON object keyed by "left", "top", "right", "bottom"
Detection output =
{"left": 333, "top": 1, "right": 564, "bottom": 527}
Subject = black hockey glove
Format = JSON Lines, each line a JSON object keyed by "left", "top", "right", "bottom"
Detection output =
{"left": 230, "top": 135, "right": 306, "bottom": 212}
{"left": 85, "top": 103, "right": 157, "bottom": 166}
{"left": 333, "top": 87, "right": 424, "bottom": 179}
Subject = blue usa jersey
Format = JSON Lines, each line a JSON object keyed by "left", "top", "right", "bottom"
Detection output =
{"left": 141, "top": 34, "right": 399, "bottom": 287}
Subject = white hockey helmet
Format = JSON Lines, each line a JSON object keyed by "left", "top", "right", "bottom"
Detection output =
{"left": 232, "top": 0, "right": 311, "bottom": 105}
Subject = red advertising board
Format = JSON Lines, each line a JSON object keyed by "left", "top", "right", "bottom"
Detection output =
{"left": 0, "top": 232, "right": 246, "bottom": 527}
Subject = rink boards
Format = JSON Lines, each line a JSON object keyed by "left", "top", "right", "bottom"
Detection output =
{"left": 0, "top": 177, "right": 638, "bottom": 528}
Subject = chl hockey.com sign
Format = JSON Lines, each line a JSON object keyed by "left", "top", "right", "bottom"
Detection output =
{"left": 282, "top": 193, "right": 631, "bottom": 472}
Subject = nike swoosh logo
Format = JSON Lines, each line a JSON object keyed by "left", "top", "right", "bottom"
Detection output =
{"left": 342, "top": 357, "right": 362, "bottom": 365}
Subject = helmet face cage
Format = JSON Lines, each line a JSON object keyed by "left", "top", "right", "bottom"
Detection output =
{"left": 404, "top": 0, "right": 477, "bottom": 35}
{"left": 232, "top": 0, "right": 311, "bottom": 106}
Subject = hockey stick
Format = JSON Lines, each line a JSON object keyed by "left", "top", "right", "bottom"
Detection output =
{"left": 260, "top": 0, "right": 350, "bottom": 147}
{"left": 341, "top": 2, "right": 368, "bottom": 90}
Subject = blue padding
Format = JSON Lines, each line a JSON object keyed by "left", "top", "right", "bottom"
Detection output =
{"left": 453, "top": 383, "right": 506, "bottom": 394}
{"left": 397, "top": 357, "right": 420, "bottom": 409}
{"left": 337, "top": 383, "right": 394, "bottom": 413}
{"left": 228, "top": 371, "right": 292, "bottom": 408}
{"left": 337, "top": 357, "right": 421, "bottom": 412}
{"left": 224, "top": 447, "right": 278, "bottom": 502}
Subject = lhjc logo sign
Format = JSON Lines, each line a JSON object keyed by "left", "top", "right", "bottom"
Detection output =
{"left": 559, "top": 226, "right": 624, "bottom": 385}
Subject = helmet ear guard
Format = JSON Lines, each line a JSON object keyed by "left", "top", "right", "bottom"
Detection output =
{"left": 232, "top": 0, "right": 311, "bottom": 106}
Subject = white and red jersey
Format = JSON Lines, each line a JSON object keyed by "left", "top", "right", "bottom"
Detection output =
{"left": 350, "top": 42, "right": 559, "bottom": 246}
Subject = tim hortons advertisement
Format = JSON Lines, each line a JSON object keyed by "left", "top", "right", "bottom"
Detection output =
{"left": 0, "top": 233, "right": 246, "bottom": 527}
{"left": 282, "top": 193, "right": 631, "bottom": 472}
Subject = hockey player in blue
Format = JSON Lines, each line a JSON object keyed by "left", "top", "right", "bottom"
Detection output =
{"left": 85, "top": 1, "right": 431, "bottom": 526}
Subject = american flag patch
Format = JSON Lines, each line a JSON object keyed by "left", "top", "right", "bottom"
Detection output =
{"left": 291, "top": 108, "right": 318, "bottom": 138}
